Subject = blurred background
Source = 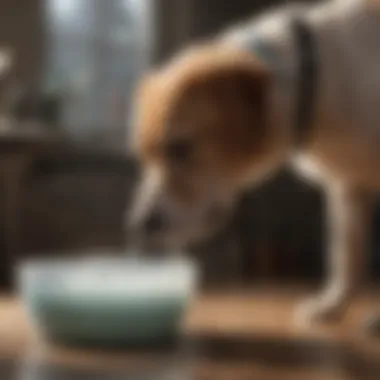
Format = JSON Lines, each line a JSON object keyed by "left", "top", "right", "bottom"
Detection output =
{"left": 0, "top": 0, "right": 378, "bottom": 292}
{"left": 2, "top": 1, "right": 380, "bottom": 379}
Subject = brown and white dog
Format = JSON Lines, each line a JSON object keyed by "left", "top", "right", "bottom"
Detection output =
{"left": 129, "top": 0, "right": 380, "bottom": 324}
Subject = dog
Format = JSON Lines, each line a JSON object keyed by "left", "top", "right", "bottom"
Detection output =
{"left": 129, "top": 0, "right": 380, "bottom": 324}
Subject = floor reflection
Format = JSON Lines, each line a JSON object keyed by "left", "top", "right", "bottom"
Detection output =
{"left": 2, "top": 334, "right": 380, "bottom": 380}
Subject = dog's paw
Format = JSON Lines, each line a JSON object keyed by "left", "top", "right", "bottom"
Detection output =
{"left": 294, "top": 294, "right": 348, "bottom": 326}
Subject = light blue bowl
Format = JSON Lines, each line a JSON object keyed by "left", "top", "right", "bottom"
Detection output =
{"left": 18, "top": 256, "right": 198, "bottom": 348}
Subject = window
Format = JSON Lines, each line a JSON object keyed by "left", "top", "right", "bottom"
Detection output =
{"left": 45, "top": 0, "right": 148, "bottom": 148}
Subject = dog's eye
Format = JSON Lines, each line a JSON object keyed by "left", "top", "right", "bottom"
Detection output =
{"left": 166, "top": 139, "right": 193, "bottom": 163}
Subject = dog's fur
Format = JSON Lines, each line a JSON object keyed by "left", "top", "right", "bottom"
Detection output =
{"left": 130, "top": 0, "right": 380, "bottom": 323}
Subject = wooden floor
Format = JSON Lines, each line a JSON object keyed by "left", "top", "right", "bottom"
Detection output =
{"left": 2, "top": 287, "right": 380, "bottom": 379}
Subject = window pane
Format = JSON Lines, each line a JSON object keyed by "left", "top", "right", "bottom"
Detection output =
{"left": 44, "top": 0, "right": 147, "bottom": 148}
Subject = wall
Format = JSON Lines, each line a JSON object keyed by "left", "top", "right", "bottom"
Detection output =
{"left": 0, "top": 0, "right": 45, "bottom": 88}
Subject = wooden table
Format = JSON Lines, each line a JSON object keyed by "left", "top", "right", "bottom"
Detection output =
{"left": 2, "top": 288, "right": 380, "bottom": 379}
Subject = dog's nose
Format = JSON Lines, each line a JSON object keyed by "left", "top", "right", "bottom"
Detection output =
{"left": 142, "top": 210, "right": 165, "bottom": 234}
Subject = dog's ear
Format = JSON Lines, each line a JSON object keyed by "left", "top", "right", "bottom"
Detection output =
{"left": 204, "top": 61, "right": 272, "bottom": 168}
{"left": 212, "top": 63, "right": 271, "bottom": 109}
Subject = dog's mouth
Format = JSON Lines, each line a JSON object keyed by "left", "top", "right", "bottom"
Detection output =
{"left": 128, "top": 200, "right": 233, "bottom": 253}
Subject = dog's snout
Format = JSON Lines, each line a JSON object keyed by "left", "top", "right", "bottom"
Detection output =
{"left": 142, "top": 210, "right": 165, "bottom": 234}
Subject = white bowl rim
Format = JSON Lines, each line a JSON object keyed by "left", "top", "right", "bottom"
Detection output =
{"left": 17, "top": 251, "right": 196, "bottom": 270}
{"left": 17, "top": 253, "right": 199, "bottom": 296}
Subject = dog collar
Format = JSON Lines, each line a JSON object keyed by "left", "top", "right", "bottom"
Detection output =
{"left": 291, "top": 18, "right": 319, "bottom": 147}
{"left": 250, "top": 18, "right": 319, "bottom": 147}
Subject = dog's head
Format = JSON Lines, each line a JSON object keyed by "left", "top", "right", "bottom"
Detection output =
{"left": 129, "top": 45, "right": 280, "bottom": 248}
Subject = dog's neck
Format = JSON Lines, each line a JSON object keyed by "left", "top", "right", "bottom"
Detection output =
{"left": 223, "top": 0, "right": 366, "bottom": 157}
{"left": 221, "top": 4, "right": 307, "bottom": 156}
{"left": 220, "top": 0, "right": 369, "bottom": 187}
{"left": 250, "top": 7, "right": 322, "bottom": 152}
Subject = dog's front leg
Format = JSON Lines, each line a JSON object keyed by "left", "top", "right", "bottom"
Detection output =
{"left": 296, "top": 184, "right": 373, "bottom": 324}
